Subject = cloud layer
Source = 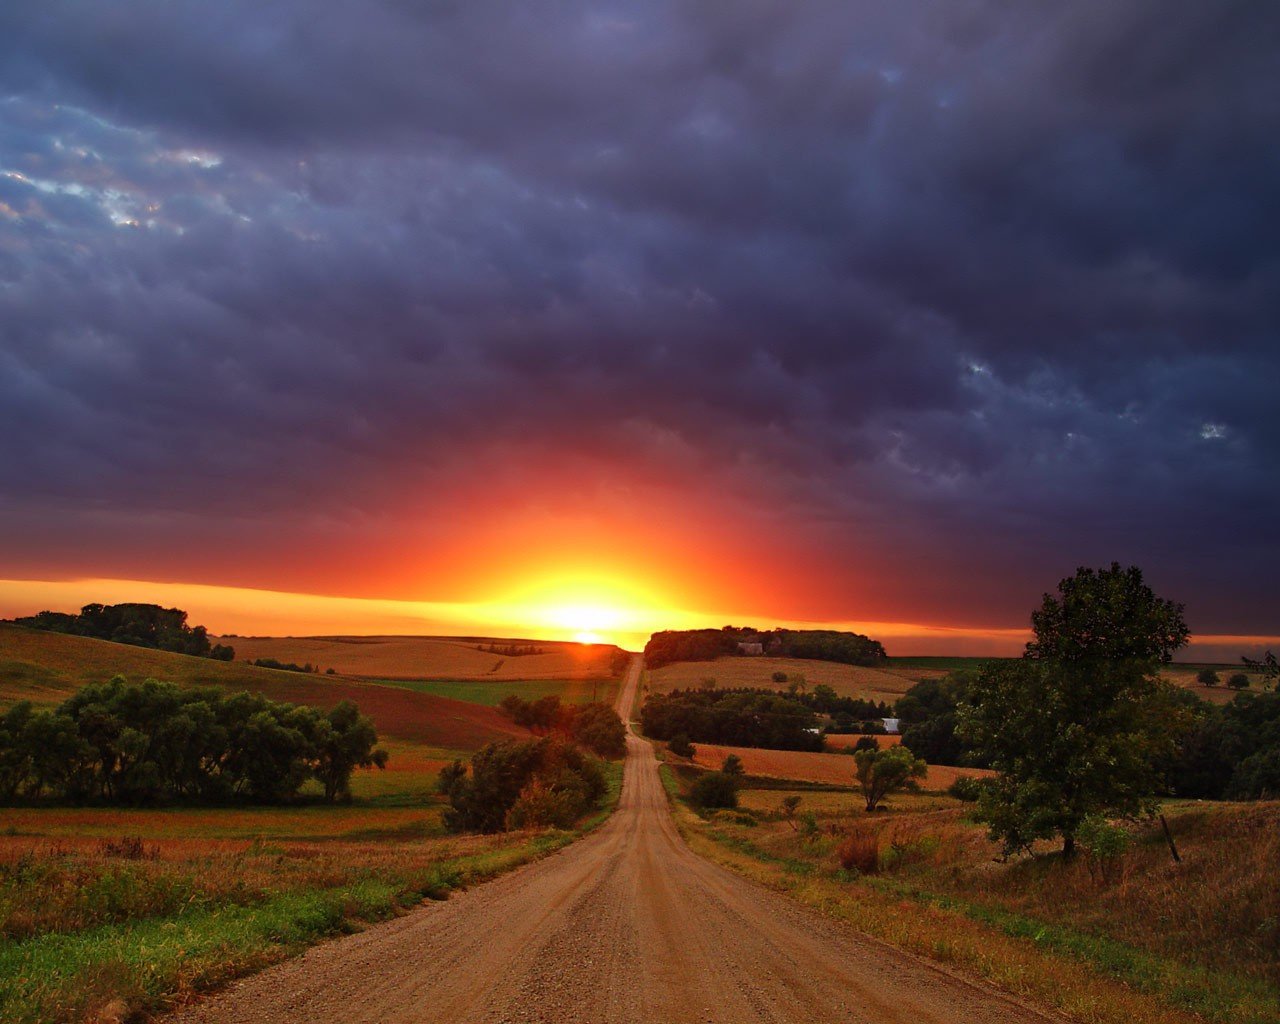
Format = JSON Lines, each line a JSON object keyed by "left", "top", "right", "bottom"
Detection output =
{"left": 1, "top": 2, "right": 1277, "bottom": 632}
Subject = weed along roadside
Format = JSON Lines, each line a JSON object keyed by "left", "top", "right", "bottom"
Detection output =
{"left": 662, "top": 768, "right": 1280, "bottom": 1024}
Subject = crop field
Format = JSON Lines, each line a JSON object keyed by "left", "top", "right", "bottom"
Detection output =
{"left": 676, "top": 778, "right": 1280, "bottom": 1024}
{"left": 643, "top": 656, "right": 940, "bottom": 704}
{"left": 380, "top": 675, "right": 620, "bottom": 708}
{"left": 681, "top": 741, "right": 988, "bottom": 791}
{"left": 643, "top": 648, "right": 1270, "bottom": 710}
{"left": 820, "top": 732, "right": 902, "bottom": 749}
{"left": 0, "top": 625, "right": 531, "bottom": 750}
{"left": 219, "top": 634, "right": 622, "bottom": 680}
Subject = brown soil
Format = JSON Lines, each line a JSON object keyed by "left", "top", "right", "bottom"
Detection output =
{"left": 166, "top": 658, "right": 1055, "bottom": 1024}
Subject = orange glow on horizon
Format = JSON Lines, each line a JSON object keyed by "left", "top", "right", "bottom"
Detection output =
{"left": 0, "top": 576, "right": 1273, "bottom": 660}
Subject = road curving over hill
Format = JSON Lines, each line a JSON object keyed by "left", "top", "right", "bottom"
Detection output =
{"left": 170, "top": 656, "right": 1056, "bottom": 1024}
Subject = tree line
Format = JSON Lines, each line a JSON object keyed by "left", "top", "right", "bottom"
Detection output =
{"left": 643, "top": 626, "right": 886, "bottom": 669}
{"left": 0, "top": 677, "right": 386, "bottom": 805}
{"left": 640, "top": 688, "right": 824, "bottom": 751}
{"left": 11, "top": 603, "right": 234, "bottom": 661}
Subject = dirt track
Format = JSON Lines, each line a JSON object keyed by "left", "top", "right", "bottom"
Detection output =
{"left": 170, "top": 657, "right": 1054, "bottom": 1024}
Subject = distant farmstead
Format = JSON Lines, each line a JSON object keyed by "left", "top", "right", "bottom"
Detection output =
{"left": 736, "top": 640, "right": 764, "bottom": 655}
{"left": 882, "top": 718, "right": 900, "bottom": 734}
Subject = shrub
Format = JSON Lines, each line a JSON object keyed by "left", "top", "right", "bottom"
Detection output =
{"left": 853, "top": 746, "right": 927, "bottom": 811}
{"left": 441, "top": 737, "right": 605, "bottom": 833}
{"left": 947, "top": 775, "right": 985, "bottom": 802}
{"left": 721, "top": 753, "right": 744, "bottom": 776}
{"left": 688, "top": 771, "right": 738, "bottom": 810}
{"left": 771, "top": 671, "right": 789, "bottom": 683}
{"left": 570, "top": 702, "right": 627, "bottom": 759}
{"left": 837, "top": 829, "right": 879, "bottom": 874}
{"left": 1228, "top": 673, "right": 1250, "bottom": 690}
{"left": 1077, "top": 815, "right": 1132, "bottom": 884}
{"left": 1197, "top": 668, "right": 1220, "bottom": 687}
{"left": 667, "top": 734, "right": 695, "bottom": 758}
{"left": 854, "top": 736, "right": 879, "bottom": 753}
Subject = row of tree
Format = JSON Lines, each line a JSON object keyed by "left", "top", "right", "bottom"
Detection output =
{"left": 496, "top": 695, "right": 627, "bottom": 759}
{"left": 11, "top": 603, "right": 234, "bottom": 661}
{"left": 643, "top": 626, "right": 886, "bottom": 669}
{"left": 640, "top": 688, "right": 824, "bottom": 751}
{"left": 0, "top": 678, "right": 386, "bottom": 805}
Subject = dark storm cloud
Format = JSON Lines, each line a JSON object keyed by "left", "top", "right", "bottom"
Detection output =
{"left": 0, "top": 1, "right": 1277, "bottom": 629}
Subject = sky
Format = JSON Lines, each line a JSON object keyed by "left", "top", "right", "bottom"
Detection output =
{"left": 1, "top": 2, "right": 1277, "bottom": 654}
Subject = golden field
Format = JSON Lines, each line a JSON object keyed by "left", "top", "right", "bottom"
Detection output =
{"left": 218, "top": 634, "right": 621, "bottom": 680}
{"left": 643, "top": 655, "right": 939, "bottom": 704}
{"left": 681, "top": 740, "right": 988, "bottom": 791}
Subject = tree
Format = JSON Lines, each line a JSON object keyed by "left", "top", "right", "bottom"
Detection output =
{"left": 960, "top": 658, "right": 1189, "bottom": 857}
{"left": 1025, "top": 563, "right": 1189, "bottom": 665}
{"left": 1197, "top": 668, "right": 1220, "bottom": 687}
{"left": 667, "top": 734, "right": 695, "bottom": 758}
{"left": 569, "top": 703, "right": 627, "bottom": 759}
{"left": 852, "top": 746, "right": 926, "bottom": 812}
{"left": 721, "top": 753, "right": 744, "bottom": 777}
{"left": 310, "top": 700, "right": 388, "bottom": 802}
{"left": 1228, "top": 673, "right": 1250, "bottom": 690}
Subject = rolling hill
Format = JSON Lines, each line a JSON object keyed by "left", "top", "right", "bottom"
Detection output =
{"left": 0, "top": 623, "right": 527, "bottom": 750}
{"left": 217, "top": 634, "right": 622, "bottom": 680}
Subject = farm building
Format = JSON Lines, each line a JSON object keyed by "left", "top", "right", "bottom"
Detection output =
{"left": 737, "top": 641, "right": 764, "bottom": 655}
{"left": 881, "top": 718, "right": 900, "bottom": 734}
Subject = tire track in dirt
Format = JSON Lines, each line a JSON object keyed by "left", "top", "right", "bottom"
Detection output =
{"left": 168, "top": 656, "right": 1058, "bottom": 1024}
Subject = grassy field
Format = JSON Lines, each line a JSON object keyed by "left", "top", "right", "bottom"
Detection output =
{"left": 378, "top": 675, "right": 620, "bottom": 708}
{"left": 0, "top": 751, "right": 624, "bottom": 1024}
{"left": 675, "top": 739, "right": 988, "bottom": 791}
{"left": 668, "top": 772, "right": 1280, "bottom": 1024}
{"left": 0, "top": 624, "right": 532, "bottom": 750}
{"left": 0, "top": 624, "right": 633, "bottom": 1022}
{"left": 643, "top": 656, "right": 939, "bottom": 704}
{"left": 644, "top": 651, "right": 1273, "bottom": 709}
{"left": 218, "top": 634, "right": 622, "bottom": 680}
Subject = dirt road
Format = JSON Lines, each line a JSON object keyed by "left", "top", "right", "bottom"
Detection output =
{"left": 171, "top": 657, "right": 1053, "bottom": 1024}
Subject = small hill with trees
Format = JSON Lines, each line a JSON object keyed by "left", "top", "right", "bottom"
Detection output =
{"left": 644, "top": 626, "right": 886, "bottom": 669}
{"left": 10, "top": 603, "right": 233, "bottom": 660}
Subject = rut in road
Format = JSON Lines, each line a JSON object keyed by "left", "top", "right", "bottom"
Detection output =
{"left": 170, "top": 656, "right": 1057, "bottom": 1024}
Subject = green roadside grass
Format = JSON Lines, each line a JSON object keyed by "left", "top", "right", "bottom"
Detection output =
{"left": 0, "top": 760, "right": 624, "bottom": 1024}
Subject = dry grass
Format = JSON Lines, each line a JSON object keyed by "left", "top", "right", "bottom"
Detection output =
{"left": 685, "top": 741, "right": 988, "bottom": 790}
{"left": 678, "top": 775, "right": 1280, "bottom": 1023}
{"left": 220, "top": 635, "right": 620, "bottom": 680}
{"left": 644, "top": 656, "right": 938, "bottom": 704}
{"left": 821, "top": 732, "right": 901, "bottom": 749}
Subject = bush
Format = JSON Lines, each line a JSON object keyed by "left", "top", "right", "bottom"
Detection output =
{"left": 771, "top": 671, "right": 789, "bottom": 683}
{"left": 1228, "top": 673, "right": 1250, "bottom": 690}
{"left": 440, "top": 737, "right": 605, "bottom": 833}
{"left": 667, "top": 734, "right": 695, "bottom": 758}
{"left": 721, "top": 753, "right": 744, "bottom": 776}
{"left": 854, "top": 736, "right": 879, "bottom": 752}
{"left": 688, "top": 771, "right": 738, "bottom": 810}
{"left": 947, "top": 775, "right": 985, "bottom": 802}
{"left": 837, "top": 829, "right": 879, "bottom": 874}
{"left": 1198, "top": 668, "right": 1220, "bottom": 687}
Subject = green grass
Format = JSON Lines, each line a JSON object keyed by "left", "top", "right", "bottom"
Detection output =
{"left": 0, "top": 760, "right": 627, "bottom": 1024}
{"left": 375, "top": 676, "right": 618, "bottom": 707}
